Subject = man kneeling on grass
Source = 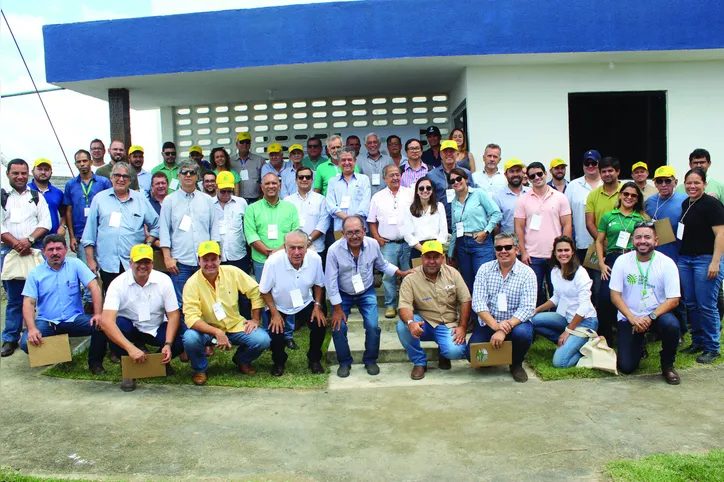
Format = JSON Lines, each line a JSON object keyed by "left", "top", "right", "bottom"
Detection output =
{"left": 182, "top": 241, "right": 270, "bottom": 386}
{"left": 101, "top": 244, "right": 184, "bottom": 392}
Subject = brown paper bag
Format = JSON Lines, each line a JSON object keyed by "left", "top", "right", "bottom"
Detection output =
{"left": 28, "top": 334, "right": 72, "bottom": 367}
{"left": 121, "top": 353, "right": 166, "bottom": 379}
{"left": 654, "top": 218, "right": 675, "bottom": 246}
{"left": 583, "top": 244, "right": 600, "bottom": 271}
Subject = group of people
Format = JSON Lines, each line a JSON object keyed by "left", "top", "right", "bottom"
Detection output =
{"left": 2, "top": 124, "right": 721, "bottom": 388}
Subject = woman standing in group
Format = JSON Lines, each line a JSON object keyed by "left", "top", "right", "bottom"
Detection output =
{"left": 595, "top": 182, "right": 647, "bottom": 346}
{"left": 449, "top": 128, "right": 476, "bottom": 172}
{"left": 402, "top": 177, "right": 448, "bottom": 260}
{"left": 531, "top": 236, "right": 598, "bottom": 367}
{"left": 211, "top": 147, "right": 240, "bottom": 196}
{"left": 447, "top": 167, "right": 502, "bottom": 293}
{"left": 678, "top": 168, "right": 724, "bottom": 363}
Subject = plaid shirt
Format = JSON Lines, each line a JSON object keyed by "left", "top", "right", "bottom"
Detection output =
{"left": 472, "top": 259, "right": 537, "bottom": 325}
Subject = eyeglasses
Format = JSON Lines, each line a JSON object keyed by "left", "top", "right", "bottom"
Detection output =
{"left": 344, "top": 230, "right": 364, "bottom": 238}
{"left": 112, "top": 173, "right": 131, "bottom": 180}
{"left": 163, "top": 151, "right": 177, "bottom": 156}
{"left": 297, "top": 175, "right": 313, "bottom": 181}
{"left": 583, "top": 160, "right": 598, "bottom": 167}
{"left": 237, "top": 140, "right": 251, "bottom": 145}
{"left": 621, "top": 191, "right": 639, "bottom": 199}
{"left": 308, "top": 144, "right": 321, "bottom": 148}
{"left": 407, "top": 147, "right": 422, "bottom": 152}
{"left": 528, "top": 171, "right": 546, "bottom": 179}
{"left": 180, "top": 170, "right": 198, "bottom": 176}
{"left": 655, "top": 178, "right": 673, "bottom": 185}
{"left": 450, "top": 176, "right": 464, "bottom": 184}
{"left": 495, "top": 244, "right": 515, "bottom": 252}
{"left": 418, "top": 185, "right": 433, "bottom": 192}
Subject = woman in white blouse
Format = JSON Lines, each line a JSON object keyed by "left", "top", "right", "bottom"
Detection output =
{"left": 531, "top": 236, "right": 598, "bottom": 367}
{"left": 402, "top": 176, "right": 448, "bottom": 259}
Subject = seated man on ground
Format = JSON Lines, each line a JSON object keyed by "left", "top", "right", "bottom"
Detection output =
{"left": 609, "top": 222, "right": 681, "bottom": 384}
{"left": 259, "top": 230, "right": 327, "bottom": 376}
{"left": 20, "top": 234, "right": 106, "bottom": 374}
{"left": 182, "top": 241, "right": 270, "bottom": 385}
{"left": 397, "top": 240, "right": 470, "bottom": 380}
{"left": 101, "top": 244, "right": 184, "bottom": 392}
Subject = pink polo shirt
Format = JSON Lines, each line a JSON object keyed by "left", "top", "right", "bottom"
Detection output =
{"left": 514, "top": 187, "right": 572, "bottom": 258}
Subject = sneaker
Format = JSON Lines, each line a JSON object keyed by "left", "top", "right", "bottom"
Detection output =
{"left": 365, "top": 362, "right": 380, "bottom": 376}
{"left": 510, "top": 364, "right": 528, "bottom": 383}
{"left": 680, "top": 344, "right": 704, "bottom": 355}
{"left": 384, "top": 307, "right": 396, "bottom": 319}
{"left": 696, "top": 351, "right": 721, "bottom": 364}
{"left": 337, "top": 365, "right": 351, "bottom": 378}
{"left": 120, "top": 378, "right": 137, "bottom": 392}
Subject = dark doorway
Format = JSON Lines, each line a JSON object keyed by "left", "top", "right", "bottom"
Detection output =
{"left": 568, "top": 91, "right": 667, "bottom": 179}
{"left": 453, "top": 101, "right": 468, "bottom": 138}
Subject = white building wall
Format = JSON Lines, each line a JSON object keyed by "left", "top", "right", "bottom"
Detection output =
{"left": 464, "top": 61, "right": 724, "bottom": 180}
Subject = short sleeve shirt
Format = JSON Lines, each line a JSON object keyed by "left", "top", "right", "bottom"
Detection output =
{"left": 597, "top": 209, "right": 646, "bottom": 255}
{"left": 679, "top": 194, "right": 724, "bottom": 256}
{"left": 398, "top": 264, "right": 471, "bottom": 328}
{"left": 585, "top": 183, "right": 622, "bottom": 227}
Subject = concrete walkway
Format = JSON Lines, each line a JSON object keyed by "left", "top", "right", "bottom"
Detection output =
{"left": 2, "top": 344, "right": 724, "bottom": 481}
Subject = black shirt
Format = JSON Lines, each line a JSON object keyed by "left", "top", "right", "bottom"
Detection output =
{"left": 679, "top": 194, "right": 724, "bottom": 256}
{"left": 422, "top": 148, "right": 441, "bottom": 169}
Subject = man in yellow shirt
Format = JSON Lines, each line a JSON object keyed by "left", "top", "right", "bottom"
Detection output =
{"left": 182, "top": 241, "right": 269, "bottom": 385}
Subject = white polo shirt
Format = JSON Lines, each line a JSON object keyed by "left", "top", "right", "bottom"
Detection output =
{"left": 214, "top": 195, "right": 248, "bottom": 261}
{"left": 367, "top": 186, "right": 414, "bottom": 241}
{"left": 566, "top": 176, "right": 602, "bottom": 249}
{"left": 283, "top": 190, "right": 330, "bottom": 253}
{"left": 103, "top": 269, "right": 179, "bottom": 336}
{"left": 258, "top": 249, "right": 324, "bottom": 315}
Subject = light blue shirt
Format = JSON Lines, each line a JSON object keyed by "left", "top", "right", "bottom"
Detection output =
{"left": 448, "top": 188, "right": 503, "bottom": 257}
{"left": 261, "top": 161, "right": 293, "bottom": 184}
{"left": 356, "top": 153, "right": 393, "bottom": 196}
{"left": 493, "top": 185, "right": 530, "bottom": 234}
{"left": 136, "top": 169, "right": 152, "bottom": 193}
{"left": 280, "top": 165, "right": 308, "bottom": 199}
{"left": 159, "top": 189, "right": 220, "bottom": 266}
{"left": 324, "top": 237, "right": 398, "bottom": 305}
{"left": 326, "top": 173, "right": 371, "bottom": 231}
{"left": 82, "top": 189, "right": 160, "bottom": 273}
{"left": 22, "top": 257, "right": 96, "bottom": 324}
{"left": 645, "top": 191, "right": 688, "bottom": 263}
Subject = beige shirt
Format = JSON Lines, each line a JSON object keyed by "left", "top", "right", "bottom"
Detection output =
{"left": 398, "top": 264, "right": 471, "bottom": 328}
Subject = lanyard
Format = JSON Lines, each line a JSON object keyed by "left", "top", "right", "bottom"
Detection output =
{"left": 616, "top": 212, "right": 636, "bottom": 233}
{"left": 652, "top": 195, "right": 671, "bottom": 220}
{"left": 81, "top": 180, "right": 94, "bottom": 205}
{"left": 457, "top": 191, "right": 471, "bottom": 223}
{"left": 635, "top": 251, "right": 655, "bottom": 294}
{"left": 680, "top": 197, "right": 699, "bottom": 224}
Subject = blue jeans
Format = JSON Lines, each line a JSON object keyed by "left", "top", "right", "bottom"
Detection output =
{"left": 597, "top": 252, "right": 622, "bottom": 347}
{"left": 1, "top": 247, "right": 25, "bottom": 344}
{"left": 75, "top": 238, "right": 92, "bottom": 304}
{"left": 396, "top": 314, "right": 467, "bottom": 366}
{"left": 20, "top": 314, "right": 106, "bottom": 366}
{"left": 456, "top": 235, "right": 494, "bottom": 295}
{"left": 169, "top": 263, "right": 199, "bottom": 308}
{"left": 182, "top": 327, "right": 271, "bottom": 374}
{"left": 530, "top": 257, "right": 553, "bottom": 307}
{"left": 380, "top": 241, "right": 410, "bottom": 308}
{"left": 531, "top": 313, "right": 598, "bottom": 368}
{"left": 617, "top": 312, "right": 680, "bottom": 373}
{"left": 678, "top": 255, "right": 723, "bottom": 353}
{"left": 468, "top": 321, "right": 533, "bottom": 366}
{"left": 332, "top": 285, "right": 380, "bottom": 366}
{"left": 107, "top": 316, "right": 185, "bottom": 358}
{"left": 254, "top": 260, "right": 294, "bottom": 341}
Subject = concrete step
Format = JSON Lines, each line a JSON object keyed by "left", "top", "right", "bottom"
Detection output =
{"left": 326, "top": 329, "right": 441, "bottom": 364}
{"left": 344, "top": 309, "right": 399, "bottom": 332}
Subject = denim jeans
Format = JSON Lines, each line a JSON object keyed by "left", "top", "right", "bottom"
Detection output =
{"left": 169, "top": 263, "right": 199, "bottom": 308}
{"left": 332, "top": 285, "right": 380, "bottom": 366}
{"left": 396, "top": 314, "right": 467, "bottom": 366}
{"left": 107, "top": 316, "right": 185, "bottom": 358}
{"left": 255, "top": 260, "right": 294, "bottom": 341}
{"left": 380, "top": 241, "right": 410, "bottom": 308}
{"left": 468, "top": 321, "right": 533, "bottom": 366}
{"left": 1, "top": 247, "right": 26, "bottom": 344}
{"left": 182, "top": 327, "right": 271, "bottom": 374}
{"left": 75, "top": 238, "right": 92, "bottom": 304}
{"left": 221, "top": 257, "right": 252, "bottom": 320}
{"left": 617, "top": 312, "right": 680, "bottom": 373}
{"left": 597, "top": 252, "right": 622, "bottom": 347}
{"left": 19, "top": 314, "right": 106, "bottom": 366}
{"left": 678, "top": 255, "right": 723, "bottom": 353}
{"left": 529, "top": 257, "right": 553, "bottom": 307}
{"left": 456, "top": 235, "right": 494, "bottom": 295}
{"left": 531, "top": 313, "right": 598, "bottom": 368}
{"left": 266, "top": 301, "right": 326, "bottom": 367}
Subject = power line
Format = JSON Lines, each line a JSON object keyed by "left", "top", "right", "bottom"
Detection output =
{"left": 1, "top": 10, "right": 74, "bottom": 176}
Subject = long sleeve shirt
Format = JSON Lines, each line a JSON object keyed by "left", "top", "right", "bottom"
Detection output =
{"left": 427, "top": 165, "right": 477, "bottom": 231}
{"left": 472, "top": 259, "right": 537, "bottom": 325}
{"left": 159, "top": 189, "right": 219, "bottom": 267}
{"left": 401, "top": 202, "right": 448, "bottom": 247}
{"left": 1, "top": 187, "right": 52, "bottom": 242}
{"left": 213, "top": 195, "right": 248, "bottom": 262}
{"left": 448, "top": 188, "right": 502, "bottom": 257}
{"left": 326, "top": 173, "right": 371, "bottom": 231}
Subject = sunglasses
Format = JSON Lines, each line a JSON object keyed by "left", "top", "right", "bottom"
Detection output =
{"left": 418, "top": 185, "right": 433, "bottom": 192}
{"left": 655, "top": 178, "right": 673, "bottom": 185}
{"left": 163, "top": 151, "right": 177, "bottom": 156}
{"left": 528, "top": 171, "right": 545, "bottom": 179}
{"left": 495, "top": 244, "right": 515, "bottom": 252}
{"left": 297, "top": 175, "right": 313, "bottom": 181}
{"left": 583, "top": 160, "right": 598, "bottom": 167}
{"left": 634, "top": 221, "right": 655, "bottom": 229}
{"left": 621, "top": 191, "right": 639, "bottom": 198}
{"left": 219, "top": 189, "right": 234, "bottom": 194}
{"left": 308, "top": 144, "right": 321, "bottom": 148}
{"left": 112, "top": 173, "right": 131, "bottom": 180}
{"left": 237, "top": 140, "right": 251, "bottom": 144}
{"left": 450, "top": 176, "right": 464, "bottom": 184}
{"left": 180, "top": 170, "right": 198, "bottom": 176}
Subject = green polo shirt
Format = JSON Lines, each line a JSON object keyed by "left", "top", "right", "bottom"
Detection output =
{"left": 313, "top": 159, "right": 360, "bottom": 196}
{"left": 243, "top": 197, "right": 300, "bottom": 263}
{"left": 301, "top": 156, "right": 328, "bottom": 172}
{"left": 151, "top": 163, "right": 180, "bottom": 193}
{"left": 676, "top": 178, "right": 724, "bottom": 203}
{"left": 598, "top": 209, "right": 646, "bottom": 255}
{"left": 585, "top": 182, "right": 622, "bottom": 227}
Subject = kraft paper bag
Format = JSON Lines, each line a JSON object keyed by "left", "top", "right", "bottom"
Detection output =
{"left": 28, "top": 334, "right": 72, "bottom": 367}
{"left": 583, "top": 244, "right": 600, "bottom": 271}
{"left": 469, "top": 341, "right": 512, "bottom": 367}
{"left": 654, "top": 218, "right": 675, "bottom": 246}
{"left": 121, "top": 353, "right": 166, "bottom": 379}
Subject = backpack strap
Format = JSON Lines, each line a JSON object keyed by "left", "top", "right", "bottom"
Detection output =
{"left": 0, "top": 189, "right": 7, "bottom": 210}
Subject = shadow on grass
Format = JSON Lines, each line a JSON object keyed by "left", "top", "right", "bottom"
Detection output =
{"left": 527, "top": 333, "right": 723, "bottom": 381}
{"left": 605, "top": 450, "right": 724, "bottom": 482}
{"left": 43, "top": 327, "right": 331, "bottom": 389}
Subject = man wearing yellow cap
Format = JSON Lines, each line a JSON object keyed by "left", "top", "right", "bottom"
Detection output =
{"left": 301, "top": 136, "right": 327, "bottom": 172}
{"left": 397, "top": 241, "right": 471, "bottom": 380}
{"left": 631, "top": 161, "right": 656, "bottom": 200}
{"left": 29, "top": 158, "right": 67, "bottom": 236}
{"left": 427, "top": 139, "right": 477, "bottom": 232}
{"left": 101, "top": 244, "right": 182, "bottom": 391}
{"left": 547, "top": 158, "right": 568, "bottom": 193}
{"left": 213, "top": 171, "right": 250, "bottom": 285}
{"left": 281, "top": 143, "right": 306, "bottom": 198}
{"left": 493, "top": 159, "right": 530, "bottom": 234}
{"left": 182, "top": 241, "right": 269, "bottom": 385}
{"left": 261, "top": 142, "right": 292, "bottom": 181}
{"left": 472, "top": 143, "right": 506, "bottom": 195}
{"left": 126, "top": 145, "right": 151, "bottom": 193}
{"left": 230, "top": 132, "right": 265, "bottom": 204}
{"left": 189, "top": 145, "right": 212, "bottom": 174}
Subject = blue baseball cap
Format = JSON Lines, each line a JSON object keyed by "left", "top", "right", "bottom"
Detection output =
{"left": 583, "top": 149, "right": 601, "bottom": 162}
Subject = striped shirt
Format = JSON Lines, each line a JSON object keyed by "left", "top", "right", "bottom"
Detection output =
{"left": 400, "top": 161, "right": 429, "bottom": 188}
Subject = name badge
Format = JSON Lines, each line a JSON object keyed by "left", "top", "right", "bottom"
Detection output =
{"left": 213, "top": 301, "right": 227, "bottom": 321}
{"left": 529, "top": 214, "right": 542, "bottom": 231}
{"left": 289, "top": 288, "right": 304, "bottom": 308}
{"left": 388, "top": 215, "right": 398, "bottom": 225}
{"left": 456, "top": 222, "right": 464, "bottom": 238}
{"left": 268, "top": 224, "right": 278, "bottom": 240}
{"left": 340, "top": 196, "right": 351, "bottom": 209}
{"left": 677, "top": 222, "right": 685, "bottom": 240}
{"left": 497, "top": 292, "right": 508, "bottom": 312}
{"left": 555, "top": 299, "right": 569, "bottom": 317}
{"left": 84, "top": 207, "right": 90, "bottom": 217}
{"left": 240, "top": 170, "right": 250, "bottom": 181}
{"left": 616, "top": 231, "right": 630, "bottom": 249}
{"left": 299, "top": 217, "right": 306, "bottom": 229}
{"left": 371, "top": 173, "right": 381, "bottom": 186}
{"left": 8, "top": 209, "right": 20, "bottom": 223}
{"left": 109, "top": 211, "right": 122, "bottom": 228}
{"left": 137, "top": 302, "right": 151, "bottom": 322}
{"left": 218, "top": 220, "right": 227, "bottom": 235}
{"left": 169, "top": 179, "right": 180, "bottom": 190}
{"left": 351, "top": 273, "right": 365, "bottom": 293}
{"left": 638, "top": 289, "right": 657, "bottom": 313}
{"left": 446, "top": 189, "right": 455, "bottom": 203}
{"left": 179, "top": 215, "right": 192, "bottom": 232}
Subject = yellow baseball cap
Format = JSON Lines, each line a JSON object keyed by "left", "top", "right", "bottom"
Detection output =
{"left": 440, "top": 140, "right": 459, "bottom": 151}
{"left": 128, "top": 145, "right": 144, "bottom": 155}
{"left": 504, "top": 158, "right": 525, "bottom": 172}
{"left": 653, "top": 165, "right": 676, "bottom": 179}
{"left": 267, "top": 142, "right": 283, "bottom": 154}
{"left": 197, "top": 241, "right": 221, "bottom": 257}
{"left": 631, "top": 161, "right": 648, "bottom": 172}
{"left": 421, "top": 240, "right": 444, "bottom": 255}
{"left": 549, "top": 158, "right": 567, "bottom": 169}
{"left": 189, "top": 145, "right": 203, "bottom": 154}
{"left": 236, "top": 132, "right": 252, "bottom": 142}
{"left": 129, "top": 244, "right": 153, "bottom": 262}
{"left": 33, "top": 158, "right": 52, "bottom": 168}
{"left": 216, "top": 171, "right": 236, "bottom": 190}
{"left": 289, "top": 144, "right": 304, "bottom": 153}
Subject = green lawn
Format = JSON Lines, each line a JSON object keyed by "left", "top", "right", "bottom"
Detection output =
{"left": 527, "top": 333, "right": 724, "bottom": 381}
{"left": 43, "top": 327, "right": 331, "bottom": 389}
{"left": 606, "top": 450, "right": 724, "bottom": 481}
{"left": 0, "top": 467, "right": 85, "bottom": 482}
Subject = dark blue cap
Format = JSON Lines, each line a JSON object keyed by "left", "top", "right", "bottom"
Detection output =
{"left": 583, "top": 149, "right": 601, "bottom": 161}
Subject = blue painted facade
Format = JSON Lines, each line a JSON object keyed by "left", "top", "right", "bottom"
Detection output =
{"left": 44, "top": 0, "right": 724, "bottom": 83}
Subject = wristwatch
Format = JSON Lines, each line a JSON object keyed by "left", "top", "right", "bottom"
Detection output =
{"left": 164, "top": 342, "right": 173, "bottom": 347}
{"left": 406, "top": 319, "right": 414, "bottom": 325}
{"left": 314, "top": 302, "right": 323, "bottom": 307}
{"left": 649, "top": 312, "right": 658, "bottom": 321}
{"left": 27, "top": 235, "right": 35, "bottom": 244}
